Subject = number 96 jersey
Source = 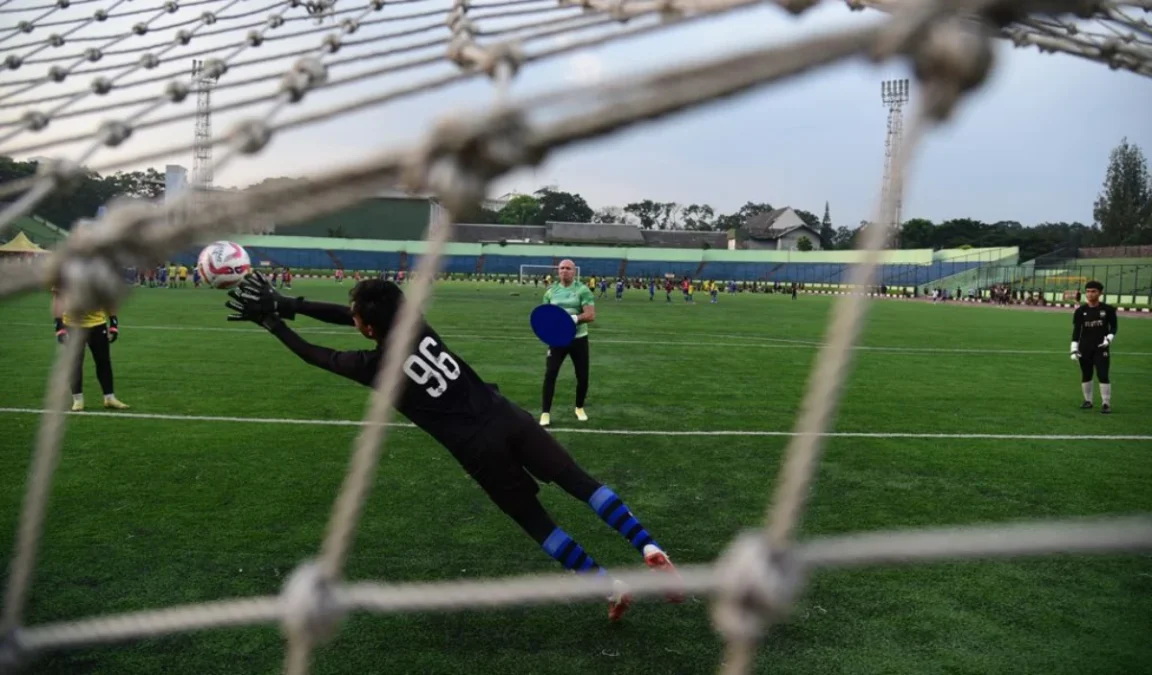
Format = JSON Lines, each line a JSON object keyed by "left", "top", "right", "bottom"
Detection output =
{"left": 394, "top": 326, "right": 507, "bottom": 444}
{"left": 270, "top": 319, "right": 504, "bottom": 451}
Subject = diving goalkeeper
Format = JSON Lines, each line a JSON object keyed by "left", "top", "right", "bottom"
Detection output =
{"left": 224, "top": 273, "right": 681, "bottom": 620}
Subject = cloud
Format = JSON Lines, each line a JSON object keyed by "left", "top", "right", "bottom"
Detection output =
{"left": 564, "top": 53, "right": 605, "bottom": 86}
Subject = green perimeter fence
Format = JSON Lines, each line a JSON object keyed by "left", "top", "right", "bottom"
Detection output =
{"left": 927, "top": 259, "right": 1152, "bottom": 305}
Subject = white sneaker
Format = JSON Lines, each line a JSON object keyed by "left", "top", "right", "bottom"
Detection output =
{"left": 539, "top": 412, "right": 550, "bottom": 427}
{"left": 574, "top": 407, "right": 588, "bottom": 422}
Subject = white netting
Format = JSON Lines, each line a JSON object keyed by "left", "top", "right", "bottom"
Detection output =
{"left": 2, "top": 0, "right": 1152, "bottom": 673}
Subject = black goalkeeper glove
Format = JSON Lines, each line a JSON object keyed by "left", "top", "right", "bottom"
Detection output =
{"left": 237, "top": 270, "right": 300, "bottom": 320}
{"left": 54, "top": 318, "right": 67, "bottom": 344}
{"left": 108, "top": 315, "right": 119, "bottom": 343}
{"left": 226, "top": 283, "right": 283, "bottom": 330}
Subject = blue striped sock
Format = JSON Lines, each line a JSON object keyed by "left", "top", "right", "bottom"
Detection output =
{"left": 588, "top": 486, "right": 657, "bottom": 553}
{"left": 541, "top": 528, "right": 606, "bottom": 575}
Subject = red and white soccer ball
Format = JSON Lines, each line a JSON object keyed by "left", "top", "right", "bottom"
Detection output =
{"left": 197, "top": 241, "right": 252, "bottom": 289}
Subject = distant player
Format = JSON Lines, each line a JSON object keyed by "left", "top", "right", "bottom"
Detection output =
{"left": 709, "top": 280, "right": 718, "bottom": 304}
{"left": 614, "top": 278, "right": 624, "bottom": 302}
{"left": 540, "top": 259, "right": 595, "bottom": 426}
{"left": 192, "top": 266, "right": 202, "bottom": 288}
{"left": 648, "top": 278, "right": 655, "bottom": 301}
{"left": 1070, "top": 280, "right": 1118, "bottom": 413}
{"left": 663, "top": 277, "right": 674, "bottom": 302}
{"left": 225, "top": 273, "right": 681, "bottom": 620}
{"left": 51, "top": 286, "right": 129, "bottom": 412}
{"left": 681, "top": 277, "right": 693, "bottom": 303}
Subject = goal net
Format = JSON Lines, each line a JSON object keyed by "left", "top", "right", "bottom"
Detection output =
{"left": 1, "top": 0, "right": 1150, "bottom": 673}
{"left": 519, "top": 264, "right": 579, "bottom": 284}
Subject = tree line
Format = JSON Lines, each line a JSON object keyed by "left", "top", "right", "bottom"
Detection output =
{"left": 487, "top": 189, "right": 1108, "bottom": 261}
{"left": 3, "top": 136, "right": 1148, "bottom": 261}
{"left": 482, "top": 138, "right": 1151, "bottom": 259}
{"left": 0, "top": 156, "right": 165, "bottom": 229}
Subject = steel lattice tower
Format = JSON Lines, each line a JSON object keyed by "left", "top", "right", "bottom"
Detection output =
{"left": 192, "top": 60, "right": 217, "bottom": 191}
{"left": 880, "top": 79, "right": 909, "bottom": 246}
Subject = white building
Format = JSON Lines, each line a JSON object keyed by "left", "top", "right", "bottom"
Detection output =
{"left": 741, "top": 207, "right": 823, "bottom": 251}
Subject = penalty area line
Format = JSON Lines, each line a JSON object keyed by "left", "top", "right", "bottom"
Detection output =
{"left": 0, "top": 408, "right": 1149, "bottom": 441}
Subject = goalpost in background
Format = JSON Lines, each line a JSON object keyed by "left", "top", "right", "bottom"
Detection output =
{"left": 519, "top": 264, "right": 579, "bottom": 284}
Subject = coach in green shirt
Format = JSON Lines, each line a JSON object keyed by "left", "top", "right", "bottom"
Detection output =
{"left": 539, "top": 258, "right": 596, "bottom": 427}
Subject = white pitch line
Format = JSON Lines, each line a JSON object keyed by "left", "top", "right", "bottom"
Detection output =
{"left": 11, "top": 322, "right": 1152, "bottom": 357}
{"left": 1, "top": 408, "right": 1149, "bottom": 441}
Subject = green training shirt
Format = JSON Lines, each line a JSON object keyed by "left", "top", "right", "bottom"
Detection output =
{"left": 543, "top": 281, "right": 595, "bottom": 339}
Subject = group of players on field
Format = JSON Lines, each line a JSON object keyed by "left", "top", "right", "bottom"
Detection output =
{"left": 51, "top": 270, "right": 1121, "bottom": 619}
{"left": 126, "top": 264, "right": 295, "bottom": 289}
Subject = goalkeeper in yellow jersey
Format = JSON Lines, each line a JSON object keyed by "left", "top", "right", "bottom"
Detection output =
{"left": 51, "top": 287, "right": 129, "bottom": 412}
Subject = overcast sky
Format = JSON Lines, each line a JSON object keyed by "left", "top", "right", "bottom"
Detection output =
{"left": 2, "top": 0, "right": 1149, "bottom": 230}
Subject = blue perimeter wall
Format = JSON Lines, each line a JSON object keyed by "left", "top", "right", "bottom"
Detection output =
{"left": 171, "top": 237, "right": 1018, "bottom": 287}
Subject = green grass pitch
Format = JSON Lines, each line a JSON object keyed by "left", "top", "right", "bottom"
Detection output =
{"left": 1, "top": 280, "right": 1150, "bottom": 675}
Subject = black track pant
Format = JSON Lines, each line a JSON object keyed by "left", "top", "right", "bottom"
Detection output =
{"left": 70, "top": 325, "right": 115, "bottom": 396}
{"left": 1078, "top": 349, "right": 1110, "bottom": 384}
{"left": 541, "top": 336, "right": 589, "bottom": 413}
{"left": 503, "top": 465, "right": 603, "bottom": 543}
{"left": 463, "top": 401, "right": 602, "bottom": 544}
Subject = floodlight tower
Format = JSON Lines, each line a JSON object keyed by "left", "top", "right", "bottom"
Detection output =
{"left": 880, "top": 78, "right": 909, "bottom": 247}
{"left": 191, "top": 59, "right": 217, "bottom": 192}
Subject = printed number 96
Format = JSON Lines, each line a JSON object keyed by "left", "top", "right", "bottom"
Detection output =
{"left": 403, "top": 337, "right": 461, "bottom": 397}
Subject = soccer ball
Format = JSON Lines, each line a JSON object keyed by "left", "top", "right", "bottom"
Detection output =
{"left": 197, "top": 241, "right": 252, "bottom": 289}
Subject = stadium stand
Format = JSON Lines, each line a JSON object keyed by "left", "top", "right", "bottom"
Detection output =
{"left": 546, "top": 221, "right": 646, "bottom": 245}
{"left": 169, "top": 235, "right": 1026, "bottom": 289}
{"left": 0, "top": 205, "right": 69, "bottom": 247}
{"left": 454, "top": 224, "right": 547, "bottom": 244}
{"left": 640, "top": 229, "right": 728, "bottom": 249}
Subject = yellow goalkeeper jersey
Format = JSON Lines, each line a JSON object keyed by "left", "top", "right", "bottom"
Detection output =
{"left": 65, "top": 308, "right": 108, "bottom": 328}
{"left": 52, "top": 287, "right": 109, "bottom": 328}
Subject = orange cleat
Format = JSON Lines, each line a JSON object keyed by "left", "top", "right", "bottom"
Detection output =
{"left": 608, "top": 579, "right": 632, "bottom": 622}
{"left": 643, "top": 544, "right": 684, "bottom": 604}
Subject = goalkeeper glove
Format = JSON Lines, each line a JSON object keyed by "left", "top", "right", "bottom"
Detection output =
{"left": 108, "top": 315, "right": 119, "bottom": 343}
{"left": 238, "top": 270, "right": 299, "bottom": 319}
{"left": 55, "top": 318, "right": 67, "bottom": 344}
{"left": 226, "top": 285, "right": 282, "bottom": 330}
{"left": 572, "top": 313, "right": 580, "bottom": 324}
{"left": 1099, "top": 333, "right": 1113, "bottom": 349}
{"left": 1070, "top": 341, "right": 1080, "bottom": 360}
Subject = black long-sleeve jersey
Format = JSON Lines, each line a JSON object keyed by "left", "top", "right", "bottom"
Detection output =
{"left": 268, "top": 299, "right": 505, "bottom": 450}
{"left": 1071, "top": 302, "right": 1118, "bottom": 350}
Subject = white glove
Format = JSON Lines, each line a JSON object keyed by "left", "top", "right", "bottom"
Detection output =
{"left": 571, "top": 313, "right": 580, "bottom": 324}
{"left": 1099, "top": 333, "right": 1113, "bottom": 348}
{"left": 1070, "top": 341, "right": 1080, "bottom": 360}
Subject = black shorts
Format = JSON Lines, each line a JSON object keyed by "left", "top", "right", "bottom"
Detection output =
{"left": 455, "top": 401, "right": 578, "bottom": 511}
{"left": 1078, "top": 348, "right": 1111, "bottom": 382}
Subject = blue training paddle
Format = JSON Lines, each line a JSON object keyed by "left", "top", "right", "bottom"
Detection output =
{"left": 530, "top": 303, "right": 577, "bottom": 348}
